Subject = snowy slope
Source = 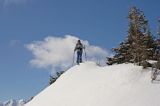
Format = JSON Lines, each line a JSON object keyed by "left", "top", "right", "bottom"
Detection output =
{"left": 25, "top": 62, "right": 160, "bottom": 106}
{"left": 0, "top": 99, "right": 26, "bottom": 106}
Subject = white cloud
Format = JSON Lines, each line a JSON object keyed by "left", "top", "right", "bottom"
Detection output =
{"left": 0, "top": 0, "right": 28, "bottom": 7}
{"left": 26, "top": 35, "right": 112, "bottom": 75}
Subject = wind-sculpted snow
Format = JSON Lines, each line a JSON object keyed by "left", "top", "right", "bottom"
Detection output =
{"left": 25, "top": 62, "right": 160, "bottom": 106}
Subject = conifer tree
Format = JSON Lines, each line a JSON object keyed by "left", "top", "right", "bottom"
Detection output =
{"left": 49, "top": 71, "right": 64, "bottom": 85}
{"left": 107, "top": 6, "right": 155, "bottom": 67}
{"left": 154, "top": 19, "right": 160, "bottom": 69}
{"left": 128, "top": 7, "right": 155, "bottom": 65}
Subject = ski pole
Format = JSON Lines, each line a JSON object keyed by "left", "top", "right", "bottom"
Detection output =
{"left": 72, "top": 51, "right": 75, "bottom": 66}
{"left": 84, "top": 45, "right": 87, "bottom": 61}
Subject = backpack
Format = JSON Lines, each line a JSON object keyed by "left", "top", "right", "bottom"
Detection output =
{"left": 76, "top": 43, "right": 83, "bottom": 51}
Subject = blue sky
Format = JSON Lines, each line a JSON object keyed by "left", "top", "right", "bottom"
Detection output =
{"left": 0, "top": 0, "right": 160, "bottom": 102}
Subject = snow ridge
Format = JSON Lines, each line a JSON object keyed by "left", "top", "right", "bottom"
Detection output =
{"left": 25, "top": 62, "right": 160, "bottom": 106}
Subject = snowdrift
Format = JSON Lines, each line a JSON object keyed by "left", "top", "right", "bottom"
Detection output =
{"left": 25, "top": 62, "right": 160, "bottom": 106}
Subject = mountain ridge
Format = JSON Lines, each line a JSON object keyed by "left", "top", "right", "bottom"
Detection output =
{"left": 0, "top": 99, "right": 26, "bottom": 106}
{"left": 25, "top": 62, "right": 160, "bottom": 106}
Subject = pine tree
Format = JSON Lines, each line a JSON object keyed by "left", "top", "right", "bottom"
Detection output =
{"left": 107, "top": 39, "right": 132, "bottom": 65}
{"left": 107, "top": 6, "right": 155, "bottom": 67}
{"left": 154, "top": 19, "right": 160, "bottom": 69}
{"left": 49, "top": 71, "right": 64, "bottom": 85}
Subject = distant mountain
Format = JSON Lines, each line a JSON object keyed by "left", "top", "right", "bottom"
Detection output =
{"left": 0, "top": 99, "right": 26, "bottom": 106}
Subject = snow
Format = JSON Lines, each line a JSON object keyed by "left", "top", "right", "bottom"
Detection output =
{"left": 0, "top": 99, "right": 26, "bottom": 106}
{"left": 25, "top": 62, "right": 160, "bottom": 106}
{"left": 147, "top": 60, "right": 157, "bottom": 64}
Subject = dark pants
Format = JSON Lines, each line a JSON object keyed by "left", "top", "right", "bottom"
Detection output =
{"left": 77, "top": 51, "right": 82, "bottom": 64}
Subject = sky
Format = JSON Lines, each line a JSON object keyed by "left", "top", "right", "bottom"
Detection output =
{"left": 0, "top": 0, "right": 160, "bottom": 102}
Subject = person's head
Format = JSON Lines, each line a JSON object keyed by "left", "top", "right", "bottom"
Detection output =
{"left": 77, "top": 40, "right": 81, "bottom": 43}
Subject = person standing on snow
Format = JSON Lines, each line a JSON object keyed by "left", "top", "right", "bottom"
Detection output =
{"left": 74, "top": 40, "right": 84, "bottom": 64}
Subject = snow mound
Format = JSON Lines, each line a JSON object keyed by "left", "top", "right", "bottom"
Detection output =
{"left": 25, "top": 62, "right": 160, "bottom": 106}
